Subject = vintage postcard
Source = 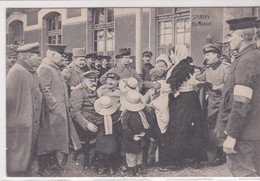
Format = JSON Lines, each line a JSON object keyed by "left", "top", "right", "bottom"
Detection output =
{"left": 2, "top": 0, "right": 260, "bottom": 180}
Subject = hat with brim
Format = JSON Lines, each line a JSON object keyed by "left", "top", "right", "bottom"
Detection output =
{"left": 94, "top": 96, "right": 118, "bottom": 116}
{"left": 143, "top": 51, "right": 153, "bottom": 58}
{"left": 226, "top": 16, "right": 257, "bottom": 35}
{"left": 82, "top": 70, "right": 100, "bottom": 78}
{"left": 6, "top": 44, "right": 18, "bottom": 56}
{"left": 119, "top": 48, "right": 131, "bottom": 57}
{"left": 86, "top": 53, "right": 97, "bottom": 59}
{"left": 203, "top": 44, "right": 222, "bottom": 55}
{"left": 73, "top": 48, "right": 86, "bottom": 57}
{"left": 119, "top": 78, "right": 139, "bottom": 92}
{"left": 120, "top": 90, "right": 145, "bottom": 112}
{"left": 102, "top": 56, "right": 111, "bottom": 60}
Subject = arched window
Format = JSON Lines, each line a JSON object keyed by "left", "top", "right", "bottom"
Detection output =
{"left": 8, "top": 20, "right": 24, "bottom": 45}
{"left": 93, "top": 8, "right": 114, "bottom": 57}
{"left": 46, "top": 12, "right": 62, "bottom": 44}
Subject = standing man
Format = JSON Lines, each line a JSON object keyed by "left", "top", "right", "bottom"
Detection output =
{"left": 142, "top": 51, "right": 154, "bottom": 82}
{"left": 83, "top": 53, "right": 97, "bottom": 72}
{"left": 6, "top": 44, "right": 18, "bottom": 75}
{"left": 217, "top": 16, "right": 260, "bottom": 176}
{"left": 196, "top": 44, "right": 230, "bottom": 166}
{"left": 7, "top": 42, "right": 42, "bottom": 176}
{"left": 37, "top": 44, "right": 81, "bottom": 175}
{"left": 100, "top": 48, "right": 143, "bottom": 91}
{"left": 100, "top": 55, "right": 111, "bottom": 77}
{"left": 62, "top": 47, "right": 86, "bottom": 96}
{"left": 70, "top": 70, "right": 101, "bottom": 170}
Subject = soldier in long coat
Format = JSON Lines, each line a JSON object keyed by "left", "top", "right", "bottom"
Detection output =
{"left": 6, "top": 42, "right": 42, "bottom": 176}
{"left": 36, "top": 44, "right": 81, "bottom": 175}
{"left": 196, "top": 44, "right": 230, "bottom": 166}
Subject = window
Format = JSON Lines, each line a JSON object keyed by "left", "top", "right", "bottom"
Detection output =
{"left": 93, "top": 8, "right": 115, "bottom": 58}
{"left": 47, "top": 12, "right": 62, "bottom": 44}
{"left": 8, "top": 20, "right": 24, "bottom": 45}
{"left": 156, "top": 8, "right": 190, "bottom": 56}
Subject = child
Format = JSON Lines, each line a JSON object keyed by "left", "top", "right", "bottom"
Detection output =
{"left": 149, "top": 54, "right": 171, "bottom": 81}
{"left": 120, "top": 90, "right": 157, "bottom": 176}
{"left": 94, "top": 96, "right": 121, "bottom": 175}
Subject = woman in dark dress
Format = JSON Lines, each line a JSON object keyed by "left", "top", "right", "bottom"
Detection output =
{"left": 159, "top": 44, "right": 206, "bottom": 171}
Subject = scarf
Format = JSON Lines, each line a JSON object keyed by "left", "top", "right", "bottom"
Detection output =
{"left": 138, "top": 111, "right": 150, "bottom": 129}
{"left": 104, "top": 115, "right": 113, "bottom": 135}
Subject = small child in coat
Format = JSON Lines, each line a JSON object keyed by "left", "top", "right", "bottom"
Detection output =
{"left": 120, "top": 90, "right": 157, "bottom": 176}
{"left": 94, "top": 96, "right": 121, "bottom": 175}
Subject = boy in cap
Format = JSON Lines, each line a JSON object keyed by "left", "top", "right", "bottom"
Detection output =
{"left": 120, "top": 90, "right": 157, "bottom": 176}
{"left": 7, "top": 42, "right": 42, "bottom": 176}
{"left": 100, "top": 48, "right": 143, "bottom": 91}
{"left": 37, "top": 44, "right": 81, "bottom": 175}
{"left": 62, "top": 47, "right": 86, "bottom": 96}
{"left": 217, "top": 16, "right": 260, "bottom": 176}
{"left": 70, "top": 70, "right": 102, "bottom": 170}
{"left": 6, "top": 44, "right": 18, "bottom": 75}
{"left": 94, "top": 96, "right": 121, "bottom": 175}
{"left": 196, "top": 43, "right": 230, "bottom": 166}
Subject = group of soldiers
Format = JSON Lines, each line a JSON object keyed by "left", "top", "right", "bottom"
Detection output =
{"left": 6, "top": 15, "right": 260, "bottom": 177}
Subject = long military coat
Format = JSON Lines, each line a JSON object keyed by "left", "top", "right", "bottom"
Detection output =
{"left": 6, "top": 59, "right": 43, "bottom": 173}
{"left": 37, "top": 57, "right": 81, "bottom": 154}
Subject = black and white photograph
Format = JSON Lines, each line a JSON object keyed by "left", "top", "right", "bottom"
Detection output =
{"left": 2, "top": 1, "right": 260, "bottom": 179}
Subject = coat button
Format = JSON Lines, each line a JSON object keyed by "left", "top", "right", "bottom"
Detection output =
{"left": 35, "top": 108, "right": 38, "bottom": 111}
{"left": 35, "top": 97, "right": 37, "bottom": 100}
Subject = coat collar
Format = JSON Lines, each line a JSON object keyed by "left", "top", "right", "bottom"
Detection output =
{"left": 17, "top": 59, "right": 35, "bottom": 73}
{"left": 42, "top": 57, "right": 59, "bottom": 69}
{"left": 69, "top": 62, "right": 83, "bottom": 73}
{"left": 236, "top": 43, "right": 256, "bottom": 60}
{"left": 210, "top": 59, "right": 222, "bottom": 70}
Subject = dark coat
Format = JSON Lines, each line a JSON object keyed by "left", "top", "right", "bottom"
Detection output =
{"left": 122, "top": 107, "right": 157, "bottom": 153}
{"left": 6, "top": 59, "right": 43, "bottom": 173}
{"left": 217, "top": 44, "right": 260, "bottom": 141}
{"left": 37, "top": 58, "right": 81, "bottom": 154}
{"left": 95, "top": 111, "right": 121, "bottom": 155}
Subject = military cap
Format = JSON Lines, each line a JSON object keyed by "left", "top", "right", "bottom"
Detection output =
{"left": 96, "top": 55, "right": 103, "bottom": 60}
{"left": 47, "top": 44, "right": 67, "bottom": 55}
{"left": 73, "top": 47, "right": 86, "bottom": 57}
{"left": 202, "top": 44, "right": 222, "bottom": 55}
{"left": 82, "top": 70, "right": 100, "bottom": 78}
{"left": 102, "top": 55, "right": 112, "bottom": 60}
{"left": 16, "top": 42, "right": 40, "bottom": 54}
{"left": 63, "top": 52, "right": 73, "bottom": 59}
{"left": 115, "top": 54, "right": 122, "bottom": 59}
{"left": 86, "top": 53, "right": 97, "bottom": 59}
{"left": 119, "top": 48, "right": 131, "bottom": 57}
{"left": 6, "top": 44, "right": 18, "bottom": 56}
{"left": 106, "top": 72, "right": 120, "bottom": 80}
{"left": 142, "top": 51, "right": 153, "bottom": 58}
{"left": 226, "top": 16, "right": 257, "bottom": 34}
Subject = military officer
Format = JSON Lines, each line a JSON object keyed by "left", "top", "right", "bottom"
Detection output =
{"left": 100, "top": 55, "right": 112, "bottom": 77}
{"left": 217, "top": 16, "right": 260, "bottom": 177}
{"left": 6, "top": 44, "right": 18, "bottom": 75}
{"left": 142, "top": 51, "right": 154, "bottom": 82}
{"left": 70, "top": 70, "right": 101, "bottom": 170}
{"left": 196, "top": 43, "right": 230, "bottom": 166}
{"left": 7, "top": 42, "right": 42, "bottom": 176}
{"left": 100, "top": 48, "right": 143, "bottom": 91}
{"left": 83, "top": 53, "right": 97, "bottom": 72}
{"left": 97, "top": 72, "right": 121, "bottom": 103}
{"left": 62, "top": 47, "right": 86, "bottom": 96}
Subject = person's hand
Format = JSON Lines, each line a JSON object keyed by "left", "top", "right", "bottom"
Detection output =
{"left": 86, "top": 123, "right": 98, "bottom": 133}
{"left": 134, "top": 135, "right": 141, "bottom": 141}
{"left": 223, "top": 135, "right": 237, "bottom": 154}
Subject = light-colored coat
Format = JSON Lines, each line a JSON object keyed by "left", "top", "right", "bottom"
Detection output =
{"left": 37, "top": 57, "right": 81, "bottom": 154}
{"left": 7, "top": 59, "right": 43, "bottom": 173}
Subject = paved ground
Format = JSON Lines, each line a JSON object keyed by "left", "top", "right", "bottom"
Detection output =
{"left": 28, "top": 151, "right": 232, "bottom": 178}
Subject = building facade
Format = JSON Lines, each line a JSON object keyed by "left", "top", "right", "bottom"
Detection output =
{"left": 6, "top": 7, "right": 260, "bottom": 70}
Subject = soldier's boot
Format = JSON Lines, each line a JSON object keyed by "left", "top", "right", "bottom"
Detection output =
{"left": 61, "top": 153, "right": 69, "bottom": 167}
{"left": 37, "top": 154, "right": 49, "bottom": 176}
{"left": 83, "top": 146, "right": 90, "bottom": 170}
{"left": 48, "top": 151, "right": 65, "bottom": 172}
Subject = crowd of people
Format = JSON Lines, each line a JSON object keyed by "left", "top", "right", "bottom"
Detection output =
{"left": 6, "top": 16, "right": 260, "bottom": 177}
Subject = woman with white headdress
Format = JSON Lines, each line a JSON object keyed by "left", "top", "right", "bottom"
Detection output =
{"left": 159, "top": 44, "right": 206, "bottom": 171}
